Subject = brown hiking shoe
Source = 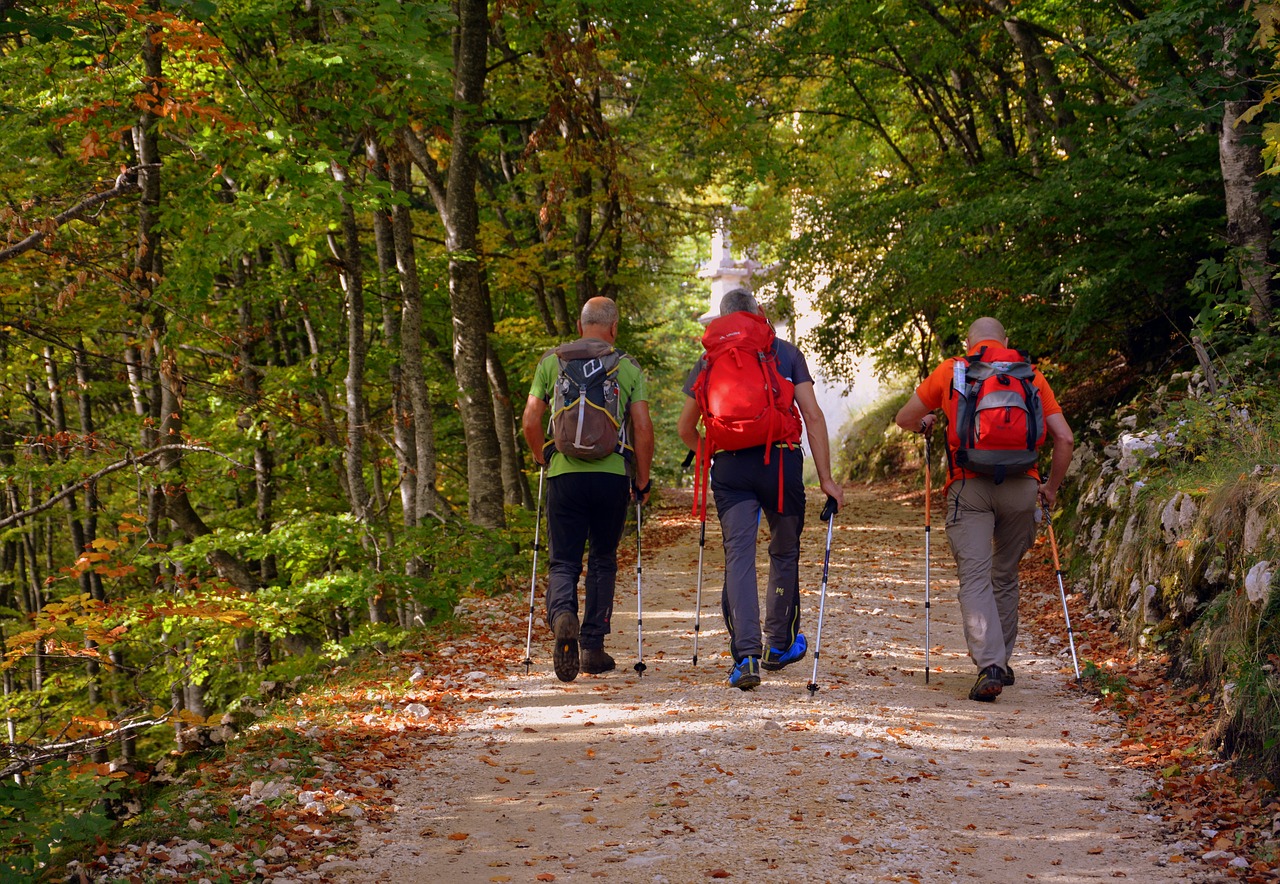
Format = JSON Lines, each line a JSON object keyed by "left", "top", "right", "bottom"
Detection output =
{"left": 552, "top": 612, "right": 580, "bottom": 682}
{"left": 581, "top": 648, "right": 616, "bottom": 674}
{"left": 968, "top": 664, "right": 1004, "bottom": 702}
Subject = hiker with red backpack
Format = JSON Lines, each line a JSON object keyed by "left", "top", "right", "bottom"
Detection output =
{"left": 895, "top": 316, "right": 1074, "bottom": 702}
{"left": 521, "top": 297, "right": 655, "bottom": 683}
{"left": 676, "top": 288, "right": 845, "bottom": 691}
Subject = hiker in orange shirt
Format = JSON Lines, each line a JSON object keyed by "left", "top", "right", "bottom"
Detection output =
{"left": 895, "top": 317, "right": 1073, "bottom": 702}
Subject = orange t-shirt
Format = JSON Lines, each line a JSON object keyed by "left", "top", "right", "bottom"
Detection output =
{"left": 914, "top": 339, "right": 1063, "bottom": 490}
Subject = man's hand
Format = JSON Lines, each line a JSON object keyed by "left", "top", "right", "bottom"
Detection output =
{"left": 918, "top": 414, "right": 937, "bottom": 434}
{"left": 1038, "top": 483, "right": 1057, "bottom": 511}
{"left": 819, "top": 477, "right": 844, "bottom": 511}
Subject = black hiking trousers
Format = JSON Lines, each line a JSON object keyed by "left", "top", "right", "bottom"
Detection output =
{"left": 544, "top": 471, "right": 630, "bottom": 651}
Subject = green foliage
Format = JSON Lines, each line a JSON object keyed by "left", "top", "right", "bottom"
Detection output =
{"left": 833, "top": 390, "right": 916, "bottom": 484}
{"left": 0, "top": 760, "right": 127, "bottom": 879}
{"left": 1081, "top": 660, "right": 1131, "bottom": 700}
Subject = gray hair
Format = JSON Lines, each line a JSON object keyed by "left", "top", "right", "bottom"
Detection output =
{"left": 719, "top": 288, "right": 759, "bottom": 316}
{"left": 580, "top": 297, "right": 619, "bottom": 328}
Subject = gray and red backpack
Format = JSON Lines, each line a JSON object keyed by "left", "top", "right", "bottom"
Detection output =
{"left": 947, "top": 344, "right": 1046, "bottom": 483}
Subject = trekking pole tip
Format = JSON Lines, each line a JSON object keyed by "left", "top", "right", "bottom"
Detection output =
{"left": 634, "top": 661, "right": 647, "bottom": 675}
{"left": 806, "top": 682, "right": 819, "bottom": 695}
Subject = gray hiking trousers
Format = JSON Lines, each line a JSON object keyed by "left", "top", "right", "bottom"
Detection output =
{"left": 943, "top": 475, "right": 1039, "bottom": 671}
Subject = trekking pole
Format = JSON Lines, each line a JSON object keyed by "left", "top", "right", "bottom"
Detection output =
{"left": 633, "top": 491, "right": 647, "bottom": 676}
{"left": 922, "top": 425, "right": 932, "bottom": 685}
{"left": 1042, "top": 502, "right": 1081, "bottom": 681}
{"left": 692, "top": 439, "right": 707, "bottom": 666}
{"left": 807, "top": 495, "right": 839, "bottom": 696}
{"left": 522, "top": 464, "right": 547, "bottom": 674}
{"left": 692, "top": 518, "right": 705, "bottom": 666}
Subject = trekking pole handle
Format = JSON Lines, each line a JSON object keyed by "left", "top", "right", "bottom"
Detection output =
{"left": 821, "top": 495, "right": 838, "bottom": 522}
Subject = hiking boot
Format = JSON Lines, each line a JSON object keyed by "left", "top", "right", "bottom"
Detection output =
{"left": 552, "top": 612, "right": 580, "bottom": 682}
{"left": 761, "top": 633, "right": 808, "bottom": 671}
{"left": 968, "top": 664, "right": 1004, "bottom": 702}
{"left": 1002, "top": 665, "right": 1015, "bottom": 686}
{"left": 581, "top": 648, "right": 616, "bottom": 675}
{"left": 729, "top": 656, "right": 761, "bottom": 691}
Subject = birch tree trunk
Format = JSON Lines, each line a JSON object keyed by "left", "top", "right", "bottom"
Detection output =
{"left": 330, "top": 160, "right": 373, "bottom": 523}
{"left": 1218, "top": 1, "right": 1273, "bottom": 329}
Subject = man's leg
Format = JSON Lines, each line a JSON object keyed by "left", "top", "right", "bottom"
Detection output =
{"left": 580, "top": 473, "right": 630, "bottom": 651}
{"left": 761, "top": 451, "right": 806, "bottom": 653}
{"left": 761, "top": 510, "right": 803, "bottom": 653}
{"left": 719, "top": 499, "right": 763, "bottom": 661}
{"left": 544, "top": 473, "right": 589, "bottom": 629}
{"left": 944, "top": 480, "right": 1005, "bottom": 670}
{"left": 990, "top": 476, "right": 1039, "bottom": 666}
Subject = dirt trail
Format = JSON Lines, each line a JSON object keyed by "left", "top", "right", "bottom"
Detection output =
{"left": 335, "top": 483, "right": 1213, "bottom": 883}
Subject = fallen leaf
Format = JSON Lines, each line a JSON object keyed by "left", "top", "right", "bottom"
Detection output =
{"left": 448, "top": 833, "right": 469, "bottom": 841}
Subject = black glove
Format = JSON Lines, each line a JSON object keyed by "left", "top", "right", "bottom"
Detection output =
{"left": 820, "top": 495, "right": 838, "bottom": 522}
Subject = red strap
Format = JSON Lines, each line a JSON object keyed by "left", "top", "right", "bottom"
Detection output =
{"left": 776, "top": 452, "right": 784, "bottom": 515}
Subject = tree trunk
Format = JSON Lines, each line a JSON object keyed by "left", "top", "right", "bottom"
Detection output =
{"left": 1220, "top": 99, "right": 1273, "bottom": 328}
{"left": 1213, "top": 2, "right": 1274, "bottom": 329}
{"left": 330, "top": 160, "right": 373, "bottom": 522}
{"left": 369, "top": 140, "right": 418, "bottom": 533}
{"left": 389, "top": 150, "right": 449, "bottom": 523}
{"left": 444, "top": 0, "right": 504, "bottom": 528}
{"left": 485, "top": 328, "right": 533, "bottom": 509}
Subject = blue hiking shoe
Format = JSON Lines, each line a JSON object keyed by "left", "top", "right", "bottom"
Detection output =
{"left": 729, "top": 656, "right": 761, "bottom": 691}
{"left": 761, "top": 633, "right": 808, "bottom": 672}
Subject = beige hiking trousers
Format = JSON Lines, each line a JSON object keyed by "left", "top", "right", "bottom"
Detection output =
{"left": 943, "top": 475, "right": 1039, "bottom": 671}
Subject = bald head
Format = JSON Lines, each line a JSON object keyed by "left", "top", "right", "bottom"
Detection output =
{"left": 580, "top": 297, "right": 619, "bottom": 329}
{"left": 967, "top": 317, "right": 1007, "bottom": 348}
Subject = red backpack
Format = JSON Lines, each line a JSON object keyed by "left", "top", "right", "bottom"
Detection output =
{"left": 691, "top": 311, "right": 803, "bottom": 515}
{"left": 948, "top": 344, "right": 1046, "bottom": 483}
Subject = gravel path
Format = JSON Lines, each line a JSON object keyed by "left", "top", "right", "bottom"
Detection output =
{"left": 335, "top": 483, "right": 1215, "bottom": 883}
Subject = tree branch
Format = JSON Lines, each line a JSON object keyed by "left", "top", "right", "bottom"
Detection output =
{"left": 0, "top": 168, "right": 150, "bottom": 263}
{"left": 0, "top": 444, "right": 246, "bottom": 530}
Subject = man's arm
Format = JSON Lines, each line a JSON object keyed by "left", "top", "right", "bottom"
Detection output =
{"left": 793, "top": 381, "right": 845, "bottom": 509}
{"left": 676, "top": 397, "right": 702, "bottom": 452}
{"left": 521, "top": 395, "right": 549, "bottom": 466}
{"left": 629, "top": 400, "right": 655, "bottom": 503}
{"left": 894, "top": 393, "right": 936, "bottom": 434}
{"left": 1039, "top": 412, "right": 1074, "bottom": 510}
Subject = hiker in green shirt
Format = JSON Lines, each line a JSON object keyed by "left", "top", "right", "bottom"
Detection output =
{"left": 521, "top": 297, "right": 655, "bottom": 682}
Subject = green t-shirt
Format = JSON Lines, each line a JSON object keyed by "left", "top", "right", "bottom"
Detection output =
{"left": 530, "top": 344, "right": 648, "bottom": 478}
